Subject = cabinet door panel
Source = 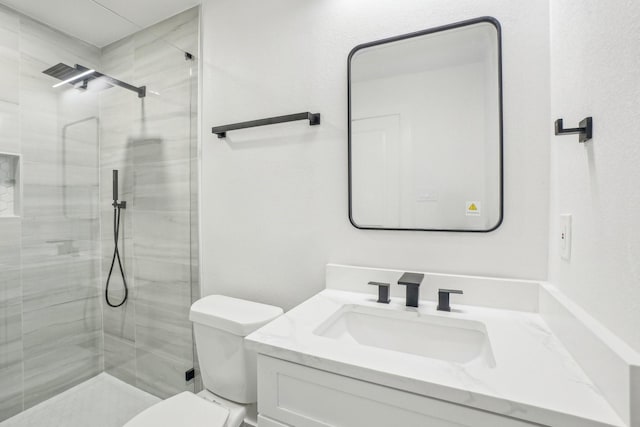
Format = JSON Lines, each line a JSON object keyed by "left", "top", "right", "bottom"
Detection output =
{"left": 257, "top": 355, "right": 540, "bottom": 427}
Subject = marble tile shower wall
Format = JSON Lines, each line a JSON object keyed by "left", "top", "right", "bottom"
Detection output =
{"left": 99, "top": 8, "right": 200, "bottom": 399}
{"left": 0, "top": 5, "right": 103, "bottom": 422}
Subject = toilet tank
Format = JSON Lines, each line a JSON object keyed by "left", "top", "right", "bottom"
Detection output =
{"left": 189, "top": 295, "right": 283, "bottom": 404}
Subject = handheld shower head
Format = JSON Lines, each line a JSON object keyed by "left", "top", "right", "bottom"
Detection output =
{"left": 111, "top": 170, "right": 126, "bottom": 209}
{"left": 112, "top": 170, "right": 118, "bottom": 204}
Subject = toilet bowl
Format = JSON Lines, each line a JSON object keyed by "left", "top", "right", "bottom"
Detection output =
{"left": 124, "top": 295, "right": 283, "bottom": 427}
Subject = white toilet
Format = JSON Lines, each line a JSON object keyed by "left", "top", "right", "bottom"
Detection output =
{"left": 124, "top": 295, "right": 283, "bottom": 427}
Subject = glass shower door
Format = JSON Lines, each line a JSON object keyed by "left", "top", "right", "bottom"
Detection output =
{"left": 99, "top": 7, "right": 200, "bottom": 398}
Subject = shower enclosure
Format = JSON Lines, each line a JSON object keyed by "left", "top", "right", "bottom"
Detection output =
{"left": 0, "top": 4, "right": 200, "bottom": 422}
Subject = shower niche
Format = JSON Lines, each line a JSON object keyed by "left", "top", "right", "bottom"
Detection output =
{"left": 0, "top": 152, "right": 20, "bottom": 218}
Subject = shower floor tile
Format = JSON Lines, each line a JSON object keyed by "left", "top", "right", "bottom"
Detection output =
{"left": 0, "top": 373, "right": 160, "bottom": 427}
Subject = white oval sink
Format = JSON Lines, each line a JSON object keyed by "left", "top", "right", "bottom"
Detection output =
{"left": 314, "top": 304, "right": 495, "bottom": 367}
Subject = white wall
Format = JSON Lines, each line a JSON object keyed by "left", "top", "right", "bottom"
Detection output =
{"left": 200, "top": 0, "right": 550, "bottom": 310}
{"left": 549, "top": 1, "right": 640, "bottom": 353}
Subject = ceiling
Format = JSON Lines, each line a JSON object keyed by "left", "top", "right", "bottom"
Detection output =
{"left": 0, "top": 0, "right": 200, "bottom": 47}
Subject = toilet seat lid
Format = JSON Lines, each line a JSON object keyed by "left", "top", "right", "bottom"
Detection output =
{"left": 190, "top": 295, "right": 283, "bottom": 336}
{"left": 125, "top": 392, "right": 229, "bottom": 427}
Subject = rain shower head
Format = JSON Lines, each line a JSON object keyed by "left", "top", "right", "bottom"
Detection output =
{"left": 42, "top": 63, "right": 83, "bottom": 81}
{"left": 43, "top": 63, "right": 99, "bottom": 90}
{"left": 42, "top": 62, "right": 146, "bottom": 98}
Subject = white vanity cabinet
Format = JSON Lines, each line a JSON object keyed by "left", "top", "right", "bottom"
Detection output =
{"left": 256, "top": 355, "right": 540, "bottom": 427}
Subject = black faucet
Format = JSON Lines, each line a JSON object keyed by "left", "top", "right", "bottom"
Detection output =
{"left": 397, "top": 272, "right": 424, "bottom": 307}
{"left": 437, "top": 289, "right": 463, "bottom": 312}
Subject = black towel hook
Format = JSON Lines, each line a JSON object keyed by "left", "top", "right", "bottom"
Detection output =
{"left": 554, "top": 117, "right": 593, "bottom": 143}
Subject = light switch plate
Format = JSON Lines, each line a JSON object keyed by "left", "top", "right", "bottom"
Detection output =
{"left": 560, "top": 214, "right": 572, "bottom": 261}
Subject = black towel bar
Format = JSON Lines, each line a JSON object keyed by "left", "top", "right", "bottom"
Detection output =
{"left": 212, "top": 112, "right": 321, "bottom": 138}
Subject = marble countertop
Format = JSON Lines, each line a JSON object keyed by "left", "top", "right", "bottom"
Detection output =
{"left": 246, "top": 289, "right": 626, "bottom": 427}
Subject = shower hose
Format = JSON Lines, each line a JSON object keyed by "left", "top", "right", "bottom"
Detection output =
{"left": 105, "top": 203, "right": 128, "bottom": 307}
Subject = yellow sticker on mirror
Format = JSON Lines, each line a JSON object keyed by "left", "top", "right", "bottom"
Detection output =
{"left": 466, "top": 201, "right": 481, "bottom": 216}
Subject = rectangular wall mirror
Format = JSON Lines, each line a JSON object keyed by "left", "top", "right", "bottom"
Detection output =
{"left": 348, "top": 17, "right": 503, "bottom": 232}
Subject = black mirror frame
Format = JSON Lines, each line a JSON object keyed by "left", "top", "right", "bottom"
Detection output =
{"left": 347, "top": 16, "right": 504, "bottom": 233}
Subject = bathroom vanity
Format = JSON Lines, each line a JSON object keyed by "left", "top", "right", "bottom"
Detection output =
{"left": 246, "top": 265, "right": 639, "bottom": 427}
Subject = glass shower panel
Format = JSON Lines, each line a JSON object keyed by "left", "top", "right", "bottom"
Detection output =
{"left": 99, "top": 7, "right": 200, "bottom": 398}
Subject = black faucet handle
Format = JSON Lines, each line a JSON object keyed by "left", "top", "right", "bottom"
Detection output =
{"left": 368, "top": 281, "right": 390, "bottom": 304}
{"left": 437, "top": 289, "right": 464, "bottom": 312}
{"left": 397, "top": 272, "right": 424, "bottom": 287}
{"left": 439, "top": 288, "right": 463, "bottom": 294}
